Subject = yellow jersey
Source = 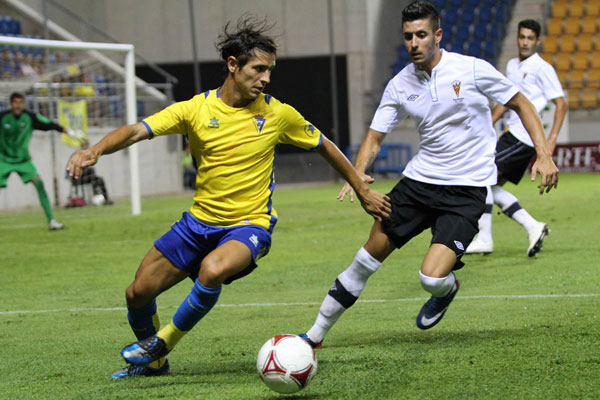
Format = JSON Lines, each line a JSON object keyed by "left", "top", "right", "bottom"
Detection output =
{"left": 142, "top": 89, "right": 322, "bottom": 231}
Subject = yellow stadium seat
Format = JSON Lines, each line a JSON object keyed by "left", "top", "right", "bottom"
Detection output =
{"left": 567, "top": 90, "right": 580, "bottom": 109}
{"left": 565, "top": 18, "right": 581, "bottom": 35}
{"left": 541, "top": 53, "right": 555, "bottom": 64}
{"left": 555, "top": 53, "right": 572, "bottom": 71}
{"left": 560, "top": 35, "right": 576, "bottom": 53}
{"left": 573, "top": 52, "right": 590, "bottom": 70}
{"left": 587, "top": 69, "right": 600, "bottom": 88}
{"left": 577, "top": 34, "right": 594, "bottom": 52}
{"left": 569, "top": 2, "right": 585, "bottom": 17}
{"left": 586, "top": 1, "right": 600, "bottom": 16}
{"left": 591, "top": 53, "right": 600, "bottom": 69}
{"left": 581, "top": 89, "right": 598, "bottom": 108}
{"left": 568, "top": 70, "right": 585, "bottom": 89}
{"left": 557, "top": 70, "right": 568, "bottom": 86}
{"left": 547, "top": 18, "right": 563, "bottom": 36}
{"left": 542, "top": 36, "right": 559, "bottom": 54}
{"left": 581, "top": 17, "right": 597, "bottom": 34}
{"left": 552, "top": 2, "right": 567, "bottom": 18}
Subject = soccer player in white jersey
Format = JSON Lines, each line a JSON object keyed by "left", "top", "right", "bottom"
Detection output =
{"left": 67, "top": 17, "right": 391, "bottom": 378}
{"left": 299, "top": 1, "right": 558, "bottom": 348}
{"left": 466, "top": 19, "right": 566, "bottom": 257}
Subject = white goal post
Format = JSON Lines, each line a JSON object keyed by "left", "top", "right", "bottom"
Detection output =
{"left": 0, "top": 35, "right": 141, "bottom": 215}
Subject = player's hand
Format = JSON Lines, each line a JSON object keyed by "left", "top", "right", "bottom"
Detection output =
{"left": 355, "top": 187, "right": 391, "bottom": 222}
{"left": 531, "top": 155, "right": 559, "bottom": 195}
{"left": 336, "top": 173, "right": 375, "bottom": 203}
{"left": 67, "top": 149, "right": 99, "bottom": 179}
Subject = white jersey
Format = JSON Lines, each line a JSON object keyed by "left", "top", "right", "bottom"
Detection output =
{"left": 504, "top": 52, "right": 565, "bottom": 147}
{"left": 370, "top": 50, "right": 519, "bottom": 186}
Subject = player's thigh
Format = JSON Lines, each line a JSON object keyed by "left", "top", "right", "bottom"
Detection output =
{"left": 198, "top": 240, "right": 254, "bottom": 287}
{"left": 421, "top": 243, "right": 458, "bottom": 277}
{"left": 127, "top": 246, "right": 189, "bottom": 306}
{"left": 17, "top": 160, "right": 40, "bottom": 184}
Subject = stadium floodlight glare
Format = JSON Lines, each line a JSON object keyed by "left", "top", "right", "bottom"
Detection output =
{"left": 0, "top": 35, "right": 141, "bottom": 215}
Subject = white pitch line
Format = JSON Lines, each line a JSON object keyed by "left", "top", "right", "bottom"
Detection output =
{"left": 1, "top": 293, "right": 598, "bottom": 316}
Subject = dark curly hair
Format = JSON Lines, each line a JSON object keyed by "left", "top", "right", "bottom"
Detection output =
{"left": 215, "top": 15, "right": 277, "bottom": 75}
{"left": 518, "top": 19, "right": 541, "bottom": 39}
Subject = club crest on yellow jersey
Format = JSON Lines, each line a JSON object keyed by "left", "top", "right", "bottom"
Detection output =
{"left": 253, "top": 114, "right": 266, "bottom": 134}
{"left": 208, "top": 117, "right": 220, "bottom": 129}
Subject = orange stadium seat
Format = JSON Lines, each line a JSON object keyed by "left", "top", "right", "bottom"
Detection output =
{"left": 586, "top": 1, "right": 600, "bottom": 16}
{"left": 552, "top": 1, "right": 567, "bottom": 18}
{"left": 581, "top": 89, "right": 599, "bottom": 108}
{"left": 560, "top": 35, "right": 576, "bottom": 52}
{"left": 555, "top": 53, "right": 572, "bottom": 71}
{"left": 568, "top": 70, "right": 585, "bottom": 89}
{"left": 547, "top": 18, "right": 563, "bottom": 36}
{"left": 542, "top": 36, "right": 559, "bottom": 54}
{"left": 591, "top": 52, "right": 600, "bottom": 69}
{"left": 581, "top": 17, "right": 598, "bottom": 34}
{"left": 557, "top": 70, "right": 568, "bottom": 87}
{"left": 587, "top": 69, "right": 600, "bottom": 88}
{"left": 567, "top": 90, "right": 580, "bottom": 109}
{"left": 564, "top": 18, "right": 581, "bottom": 35}
{"left": 577, "top": 34, "right": 594, "bottom": 52}
{"left": 541, "top": 53, "right": 555, "bottom": 64}
{"left": 573, "top": 52, "right": 590, "bottom": 70}
{"left": 569, "top": 2, "right": 585, "bottom": 17}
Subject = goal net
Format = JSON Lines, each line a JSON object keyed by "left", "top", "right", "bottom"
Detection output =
{"left": 0, "top": 35, "right": 168, "bottom": 215}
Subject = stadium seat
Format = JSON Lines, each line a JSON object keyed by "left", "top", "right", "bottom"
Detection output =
{"left": 542, "top": 36, "right": 559, "bottom": 54}
{"left": 478, "top": 6, "right": 493, "bottom": 24}
{"left": 474, "top": 23, "right": 488, "bottom": 40}
{"left": 494, "top": 5, "right": 507, "bottom": 23}
{"left": 557, "top": 70, "right": 568, "bottom": 87}
{"left": 455, "top": 26, "right": 470, "bottom": 42}
{"left": 541, "top": 53, "right": 555, "bottom": 64}
{"left": 465, "top": 0, "right": 479, "bottom": 8}
{"left": 461, "top": 8, "right": 475, "bottom": 25}
{"left": 552, "top": 1, "right": 567, "bottom": 18}
{"left": 559, "top": 35, "right": 576, "bottom": 53}
{"left": 546, "top": 18, "right": 563, "bottom": 36}
{"left": 568, "top": 70, "right": 585, "bottom": 89}
{"left": 444, "top": 9, "right": 459, "bottom": 27}
{"left": 555, "top": 53, "right": 572, "bottom": 71}
{"left": 587, "top": 69, "right": 600, "bottom": 88}
{"left": 567, "top": 90, "right": 580, "bottom": 109}
{"left": 581, "top": 89, "right": 598, "bottom": 108}
{"left": 586, "top": 1, "right": 600, "bottom": 16}
{"left": 564, "top": 18, "right": 581, "bottom": 35}
{"left": 449, "top": 0, "right": 464, "bottom": 8}
{"left": 581, "top": 17, "right": 598, "bottom": 35}
{"left": 483, "top": 40, "right": 497, "bottom": 60}
{"left": 591, "top": 52, "right": 600, "bottom": 69}
{"left": 569, "top": 2, "right": 585, "bottom": 17}
{"left": 577, "top": 34, "right": 594, "bottom": 52}
{"left": 573, "top": 52, "right": 590, "bottom": 71}
{"left": 432, "top": 0, "right": 446, "bottom": 10}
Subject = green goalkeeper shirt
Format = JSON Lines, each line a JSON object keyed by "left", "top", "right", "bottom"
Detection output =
{"left": 0, "top": 110, "right": 64, "bottom": 163}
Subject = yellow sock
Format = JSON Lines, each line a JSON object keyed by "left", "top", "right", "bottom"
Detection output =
{"left": 157, "top": 321, "right": 188, "bottom": 351}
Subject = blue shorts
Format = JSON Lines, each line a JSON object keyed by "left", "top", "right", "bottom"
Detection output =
{"left": 154, "top": 212, "right": 272, "bottom": 284}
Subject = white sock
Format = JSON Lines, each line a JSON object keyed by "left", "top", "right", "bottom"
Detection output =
{"left": 491, "top": 185, "right": 537, "bottom": 231}
{"left": 306, "top": 247, "right": 381, "bottom": 343}
{"left": 419, "top": 271, "right": 456, "bottom": 297}
{"left": 477, "top": 185, "right": 494, "bottom": 243}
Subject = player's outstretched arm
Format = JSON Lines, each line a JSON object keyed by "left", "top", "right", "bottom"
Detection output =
{"left": 317, "top": 135, "right": 391, "bottom": 221}
{"left": 337, "top": 129, "right": 386, "bottom": 203}
{"left": 505, "top": 92, "right": 559, "bottom": 194}
{"left": 547, "top": 96, "right": 567, "bottom": 153}
{"left": 67, "top": 122, "right": 150, "bottom": 179}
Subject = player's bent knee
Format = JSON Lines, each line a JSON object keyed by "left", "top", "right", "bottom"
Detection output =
{"left": 198, "top": 257, "right": 228, "bottom": 287}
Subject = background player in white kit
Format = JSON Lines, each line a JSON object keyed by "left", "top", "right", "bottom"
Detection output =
{"left": 299, "top": 1, "right": 559, "bottom": 347}
{"left": 466, "top": 19, "right": 566, "bottom": 257}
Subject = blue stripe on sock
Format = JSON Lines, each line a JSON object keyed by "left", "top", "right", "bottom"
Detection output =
{"left": 127, "top": 298, "right": 158, "bottom": 340}
{"left": 172, "top": 279, "right": 221, "bottom": 331}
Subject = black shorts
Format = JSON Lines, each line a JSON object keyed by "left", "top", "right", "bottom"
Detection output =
{"left": 495, "top": 132, "right": 536, "bottom": 184}
{"left": 381, "top": 177, "right": 486, "bottom": 269}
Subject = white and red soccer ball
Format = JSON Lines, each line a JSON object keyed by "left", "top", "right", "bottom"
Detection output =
{"left": 256, "top": 334, "right": 318, "bottom": 394}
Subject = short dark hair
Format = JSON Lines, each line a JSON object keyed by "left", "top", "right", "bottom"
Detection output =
{"left": 10, "top": 92, "right": 24, "bottom": 102}
{"left": 518, "top": 19, "right": 541, "bottom": 38}
{"left": 402, "top": 1, "right": 440, "bottom": 33}
{"left": 215, "top": 15, "right": 277, "bottom": 73}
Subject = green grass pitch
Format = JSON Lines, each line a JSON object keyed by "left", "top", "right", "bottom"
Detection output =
{"left": 1, "top": 173, "right": 599, "bottom": 399}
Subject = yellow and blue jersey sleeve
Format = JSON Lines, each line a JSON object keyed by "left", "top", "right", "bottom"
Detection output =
{"left": 142, "top": 97, "right": 198, "bottom": 138}
{"left": 275, "top": 102, "right": 322, "bottom": 150}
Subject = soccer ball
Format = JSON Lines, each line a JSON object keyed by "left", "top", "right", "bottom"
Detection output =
{"left": 91, "top": 194, "right": 105, "bottom": 206}
{"left": 256, "top": 334, "right": 318, "bottom": 394}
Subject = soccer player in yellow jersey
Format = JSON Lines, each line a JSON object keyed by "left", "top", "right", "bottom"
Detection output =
{"left": 67, "top": 17, "right": 391, "bottom": 378}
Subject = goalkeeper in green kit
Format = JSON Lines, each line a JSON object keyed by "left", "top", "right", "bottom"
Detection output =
{"left": 0, "top": 92, "right": 67, "bottom": 230}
